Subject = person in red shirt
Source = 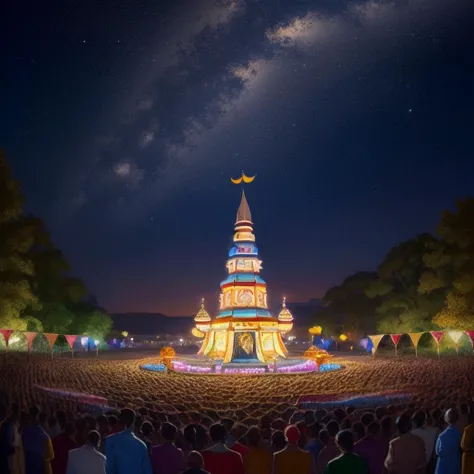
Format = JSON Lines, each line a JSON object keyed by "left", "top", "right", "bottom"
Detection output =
{"left": 221, "top": 419, "right": 249, "bottom": 458}
{"left": 201, "top": 423, "right": 244, "bottom": 474}
{"left": 51, "top": 422, "right": 77, "bottom": 474}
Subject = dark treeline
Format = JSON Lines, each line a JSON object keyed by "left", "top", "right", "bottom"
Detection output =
{"left": 316, "top": 198, "right": 474, "bottom": 338}
{"left": 0, "top": 151, "right": 112, "bottom": 342}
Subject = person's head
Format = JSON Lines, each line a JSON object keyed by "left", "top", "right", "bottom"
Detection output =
{"left": 183, "top": 424, "right": 196, "bottom": 445}
{"left": 326, "top": 420, "right": 340, "bottom": 438}
{"left": 361, "top": 412, "right": 375, "bottom": 427}
{"left": 284, "top": 425, "right": 300, "bottom": 446}
{"left": 445, "top": 409, "right": 459, "bottom": 425}
{"left": 367, "top": 422, "right": 380, "bottom": 437}
{"left": 220, "top": 418, "right": 234, "bottom": 433}
{"left": 290, "top": 411, "right": 305, "bottom": 425}
{"left": 304, "top": 410, "right": 316, "bottom": 425}
{"left": 309, "top": 422, "right": 321, "bottom": 439}
{"left": 340, "top": 417, "right": 352, "bottom": 430}
{"left": 120, "top": 408, "right": 135, "bottom": 428}
{"left": 334, "top": 408, "right": 347, "bottom": 423}
{"left": 381, "top": 416, "right": 392, "bottom": 434}
{"left": 412, "top": 411, "right": 426, "bottom": 429}
{"left": 190, "top": 412, "right": 202, "bottom": 424}
{"left": 187, "top": 451, "right": 204, "bottom": 469}
{"left": 85, "top": 415, "right": 96, "bottom": 431}
{"left": 87, "top": 430, "right": 101, "bottom": 449}
{"left": 97, "top": 415, "right": 108, "bottom": 430}
{"left": 230, "top": 422, "right": 247, "bottom": 442}
{"left": 271, "top": 430, "right": 287, "bottom": 450}
{"left": 336, "top": 430, "right": 354, "bottom": 453}
{"left": 352, "top": 422, "right": 365, "bottom": 441}
{"left": 28, "top": 405, "right": 39, "bottom": 422}
{"left": 319, "top": 429, "right": 329, "bottom": 445}
{"left": 108, "top": 415, "right": 118, "bottom": 427}
{"left": 209, "top": 423, "right": 227, "bottom": 443}
{"left": 245, "top": 426, "right": 261, "bottom": 448}
{"left": 141, "top": 421, "right": 154, "bottom": 437}
{"left": 395, "top": 414, "right": 412, "bottom": 435}
{"left": 161, "top": 422, "right": 177, "bottom": 442}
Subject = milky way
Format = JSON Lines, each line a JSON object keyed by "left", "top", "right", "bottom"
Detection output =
{"left": 3, "top": 0, "right": 473, "bottom": 315}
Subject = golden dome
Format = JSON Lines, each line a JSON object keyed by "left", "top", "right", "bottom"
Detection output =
{"left": 194, "top": 298, "right": 211, "bottom": 333}
{"left": 194, "top": 298, "right": 211, "bottom": 323}
{"left": 278, "top": 297, "right": 294, "bottom": 322}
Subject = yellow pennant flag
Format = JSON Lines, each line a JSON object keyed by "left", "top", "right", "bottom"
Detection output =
{"left": 369, "top": 334, "right": 385, "bottom": 355}
{"left": 408, "top": 332, "right": 424, "bottom": 349}
{"left": 408, "top": 332, "right": 425, "bottom": 357}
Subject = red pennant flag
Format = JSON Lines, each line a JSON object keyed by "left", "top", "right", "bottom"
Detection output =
{"left": 64, "top": 335, "right": 77, "bottom": 349}
{"left": 24, "top": 332, "right": 38, "bottom": 351}
{"left": 0, "top": 329, "right": 14, "bottom": 347}
{"left": 390, "top": 334, "right": 402, "bottom": 346}
{"left": 430, "top": 331, "right": 444, "bottom": 344}
{"left": 465, "top": 331, "right": 474, "bottom": 348}
{"left": 44, "top": 333, "right": 58, "bottom": 349}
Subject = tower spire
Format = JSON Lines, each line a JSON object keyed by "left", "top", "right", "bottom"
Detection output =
{"left": 236, "top": 190, "right": 252, "bottom": 224}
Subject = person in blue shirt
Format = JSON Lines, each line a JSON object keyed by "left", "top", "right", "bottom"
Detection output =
{"left": 105, "top": 408, "right": 152, "bottom": 474}
{"left": 305, "top": 422, "right": 323, "bottom": 465}
{"left": 435, "top": 408, "right": 462, "bottom": 474}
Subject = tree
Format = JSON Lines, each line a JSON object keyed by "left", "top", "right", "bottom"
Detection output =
{"left": 0, "top": 152, "right": 39, "bottom": 329}
{"left": 71, "top": 302, "right": 112, "bottom": 340}
{"left": 365, "top": 234, "right": 446, "bottom": 333}
{"left": 319, "top": 271, "right": 380, "bottom": 337}
{"left": 421, "top": 198, "right": 474, "bottom": 329}
{"left": 0, "top": 151, "right": 112, "bottom": 337}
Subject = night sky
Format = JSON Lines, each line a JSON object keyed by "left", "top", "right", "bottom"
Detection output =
{"left": 3, "top": 0, "right": 472, "bottom": 316}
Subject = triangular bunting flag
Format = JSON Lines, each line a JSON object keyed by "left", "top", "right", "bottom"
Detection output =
{"left": 430, "top": 331, "right": 444, "bottom": 344}
{"left": 368, "top": 334, "right": 385, "bottom": 354}
{"left": 0, "top": 329, "right": 14, "bottom": 347}
{"left": 44, "top": 333, "right": 59, "bottom": 349}
{"left": 465, "top": 331, "right": 474, "bottom": 348}
{"left": 64, "top": 335, "right": 77, "bottom": 349}
{"left": 408, "top": 332, "right": 424, "bottom": 349}
{"left": 24, "top": 332, "right": 38, "bottom": 352}
{"left": 390, "top": 334, "right": 402, "bottom": 346}
{"left": 448, "top": 330, "right": 464, "bottom": 344}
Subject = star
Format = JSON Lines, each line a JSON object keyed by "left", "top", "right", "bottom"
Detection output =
{"left": 408, "top": 108, "right": 413, "bottom": 113}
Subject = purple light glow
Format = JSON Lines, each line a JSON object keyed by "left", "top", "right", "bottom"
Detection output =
{"left": 172, "top": 361, "right": 212, "bottom": 373}
{"left": 223, "top": 367, "right": 266, "bottom": 375}
{"left": 277, "top": 359, "right": 317, "bottom": 373}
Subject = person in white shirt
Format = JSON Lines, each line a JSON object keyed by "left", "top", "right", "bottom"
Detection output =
{"left": 67, "top": 430, "right": 106, "bottom": 474}
{"left": 411, "top": 410, "right": 438, "bottom": 464}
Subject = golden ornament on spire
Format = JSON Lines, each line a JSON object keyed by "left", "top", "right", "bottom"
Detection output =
{"left": 231, "top": 171, "right": 256, "bottom": 184}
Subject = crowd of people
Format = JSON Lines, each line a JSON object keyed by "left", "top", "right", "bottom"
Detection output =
{"left": 1, "top": 354, "right": 474, "bottom": 474}
{"left": 1, "top": 397, "right": 474, "bottom": 474}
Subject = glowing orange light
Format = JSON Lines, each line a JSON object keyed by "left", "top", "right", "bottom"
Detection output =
{"left": 308, "top": 326, "right": 322, "bottom": 335}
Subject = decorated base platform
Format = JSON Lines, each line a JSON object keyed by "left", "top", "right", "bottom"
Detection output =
{"left": 140, "top": 357, "right": 342, "bottom": 375}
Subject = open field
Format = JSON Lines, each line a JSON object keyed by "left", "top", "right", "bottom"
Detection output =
{"left": 1, "top": 351, "right": 473, "bottom": 422}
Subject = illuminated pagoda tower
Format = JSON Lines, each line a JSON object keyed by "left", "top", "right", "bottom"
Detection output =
{"left": 194, "top": 191, "right": 293, "bottom": 364}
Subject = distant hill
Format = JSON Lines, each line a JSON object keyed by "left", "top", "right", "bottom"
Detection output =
{"left": 110, "top": 299, "right": 322, "bottom": 335}
{"left": 110, "top": 313, "right": 193, "bottom": 335}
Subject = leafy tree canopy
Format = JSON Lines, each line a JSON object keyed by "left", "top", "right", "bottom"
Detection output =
{"left": 0, "top": 151, "right": 112, "bottom": 338}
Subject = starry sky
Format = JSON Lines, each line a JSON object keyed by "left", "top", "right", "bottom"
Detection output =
{"left": 3, "top": 0, "right": 473, "bottom": 316}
